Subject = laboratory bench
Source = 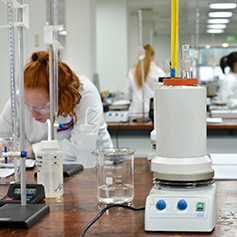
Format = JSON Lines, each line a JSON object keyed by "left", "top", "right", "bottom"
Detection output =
{"left": 0, "top": 158, "right": 237, "bottom": 236}
{"left": 106, "top": 116, "right": 154, "bottom": 130}
{"left": 107, "top": 116, "right": 237, "bottom": 131}
{"left": 107, "top": 116, "right": 237, "bottom": 156}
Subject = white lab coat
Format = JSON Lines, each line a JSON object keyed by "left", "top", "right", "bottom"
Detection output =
{"left": 218, "top": 72, "right": 237, "bottom": 109}
{"left": 124, "top": 61, "right": 165, "bottom": 114}
{"left": 0, "top": 75, "right": 113, "bottom": 161}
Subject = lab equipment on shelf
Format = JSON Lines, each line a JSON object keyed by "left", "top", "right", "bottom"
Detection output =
{"left": 105, "top": 99, "right": 130, "bottom": 123}
{"left": 209, "top": 100, "right": 237, "bottom": 118}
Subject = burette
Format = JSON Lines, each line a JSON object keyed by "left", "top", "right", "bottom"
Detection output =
{"left": 50, "top": 0, "right": 60, "bottom": 139}
{"left": 53, "top": 0, "right": 59, "bottom": 122}
{"left": 6, "top": 0, "right": 27, "bottom": 206}
{"left": 48, "top": 0, "right": 59, "bottom": 139}
{"left": 7, "top": 0, "right": 18, "bottom": 145}
{"left": 138, "top": 9, "right": 146, "bottom": 121}
{"left": 46, "top": 0, "right": 63, "bottom": 138}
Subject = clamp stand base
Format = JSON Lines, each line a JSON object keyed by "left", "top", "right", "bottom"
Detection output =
{"left": 0, "top": 204, "right": 50, "bottom": 228}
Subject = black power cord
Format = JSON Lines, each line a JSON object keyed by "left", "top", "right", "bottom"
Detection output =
{"left": 116, "top": 122, "right": 120, "bottom": 147}
{"left": 80, "top": 204, "right": 145, "bottom": 237}
{"left": 115, "top": 121, "right": 128, "bottom": 147}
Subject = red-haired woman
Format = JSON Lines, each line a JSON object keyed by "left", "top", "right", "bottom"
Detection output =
{"left": 0, "top": 51, "right": 113, "bottom": 161}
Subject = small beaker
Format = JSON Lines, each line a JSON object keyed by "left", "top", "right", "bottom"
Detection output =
{"left": 92, "top": 147, "right": 135, "bottom": 204}
{"left": 0, "top": 137, "right": 20, "bottom": 184}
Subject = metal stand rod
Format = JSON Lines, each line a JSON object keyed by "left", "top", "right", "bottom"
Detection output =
{"left": 49, "top": 45, "right": 55, "bottom": 139}
{"left": 195, "top": 8, "right": 199, "bottom": 80}
{"left": 53, "top": 0, "right": 59, "bottom": 138}
{"left": 133, "top": 10, "right": 150, "bottom": 123}
{"left": 17, "top": 0, "right": 26, "bottom": 206}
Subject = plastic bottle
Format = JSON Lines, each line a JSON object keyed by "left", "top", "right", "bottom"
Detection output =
{"left": 36, "top": 119, "right": 63, "bottom": 198}
{"left": 76, "top": 107, "right": 97, "bottom": 168}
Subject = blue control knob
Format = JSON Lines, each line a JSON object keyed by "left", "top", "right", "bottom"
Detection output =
{"left": 177, "top": 199, "right": 188, "bottom": 210}
{"left": 156, "top": 199, "right": 166, "bottom": 211}
{"left": 21, "top": 151, "right": 27, "bottom": 157}
{"left": 59, "top": 123, "right": 65, "bottom": 129}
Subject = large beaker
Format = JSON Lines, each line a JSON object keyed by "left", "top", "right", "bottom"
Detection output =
{"left": 92, "top": 147, "right": 135, "bottom": 204}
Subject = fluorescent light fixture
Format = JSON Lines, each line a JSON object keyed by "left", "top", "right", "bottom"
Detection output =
{"left": 58, "top": 30, "right": 67, "bottom": 36}
{"left": 207, "top": 24, "right": 227, "bottom": 29}
{"left": 206, "top": 29, "right": 224, "bottom": 34}
{"left": 210, "top": 3, "right": 237, "bottom": 9}
{"left": 208, "top": 12, "right": 233, "bottom": 17}
{"left": 207, "top": 19, "right": 229, "bottom": 24}
{"left": 222, "top": 43, "right": 229, "bottom": 47}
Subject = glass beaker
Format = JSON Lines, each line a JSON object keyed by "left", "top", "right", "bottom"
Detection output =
{"left": 92, "top": 147, "right": 135, "bottom": 204}
{"left": 0, "top": 137, "right": 20, "bottom": 184}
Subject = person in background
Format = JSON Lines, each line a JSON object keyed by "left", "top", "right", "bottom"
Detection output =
{"left": 218, "top": 52, "right": 237, "bottom": 109}
{"left": 124, "top": 44, "right": 165, "bottom": 114}
{"left": 0, "top": 51, "right": 113, "bottom": 161}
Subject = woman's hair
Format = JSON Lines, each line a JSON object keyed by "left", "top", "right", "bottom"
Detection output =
{"left": 220, "top": 51, "right": 237, "bottom": 74}
{"left": 24, "top": 51, "right": 81, "bottom": 122}
{"left": 135, "top": 44, "right": 154, "bottom": 89}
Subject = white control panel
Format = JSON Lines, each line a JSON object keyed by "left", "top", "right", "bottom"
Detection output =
{"left": 145, "top": 184, "right": 216, "bottom": 232}
{"left": 105, "top": 111, "right": 130, "bottom": 123}
{"left": 148, "top": 196, "right": 208, "bottom": 219}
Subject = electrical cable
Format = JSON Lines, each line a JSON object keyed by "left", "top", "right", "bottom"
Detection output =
{"left": 116, "top": 122, "right": 120, "bottom": 147}
{"left": 80, "top": 204, "right": 145, "bottom": 237}
{"left": 115, "top": 121, "right": 128, "bottom": 147}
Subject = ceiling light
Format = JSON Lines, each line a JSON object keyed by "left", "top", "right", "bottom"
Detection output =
{"left": 206, "top": 29, "right": 224, "bottom": 34}
{"left": 58, "top": 30, "right": 67, "bottom": 36}
{"left": 209, "top": 3, "right": 237, "bottom": 9}
{"left": 222, "top": 43, "right": 229, "bottom": 47}
{"left": 208, "top": 12, "right": 233, "bottom": 17}
{"left": 205, "top": 45, "right": 211, "bottom": 49}
{"left": 207, "top": 19, "right": 229, "bottom": 24}
{"left": 207, "top": 24, "right": 227, "bottom": 29}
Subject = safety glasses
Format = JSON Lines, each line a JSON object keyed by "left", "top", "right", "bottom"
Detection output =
{"left": 25, "top": 102, "right": 50, "bottom": 114}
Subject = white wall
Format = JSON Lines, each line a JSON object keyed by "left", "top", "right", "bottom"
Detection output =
{"left": 64, "top": 0, "right": 95, "bottom": 79}
{"left": 24, "top": 0, "right": 47, "bottom": 60}
{"left": 95, "top": 0, "right": 128, "bottom": 94}
{"left": 128, "top": 14, "right": 139, "bottom": 69}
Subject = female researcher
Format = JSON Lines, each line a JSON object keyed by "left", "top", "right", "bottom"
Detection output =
{"left": 0, "top": 51, "right": 113, "bottom": 161}
{"left": 124, "top": 44, "right": 165, "bottom": 114}
{"left": 218, "top": 52, "right": 237, "bottom": 109}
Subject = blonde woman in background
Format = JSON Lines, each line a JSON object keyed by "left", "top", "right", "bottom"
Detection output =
{"left": 124, "top": 44, "right": 165, "bottom": 114}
